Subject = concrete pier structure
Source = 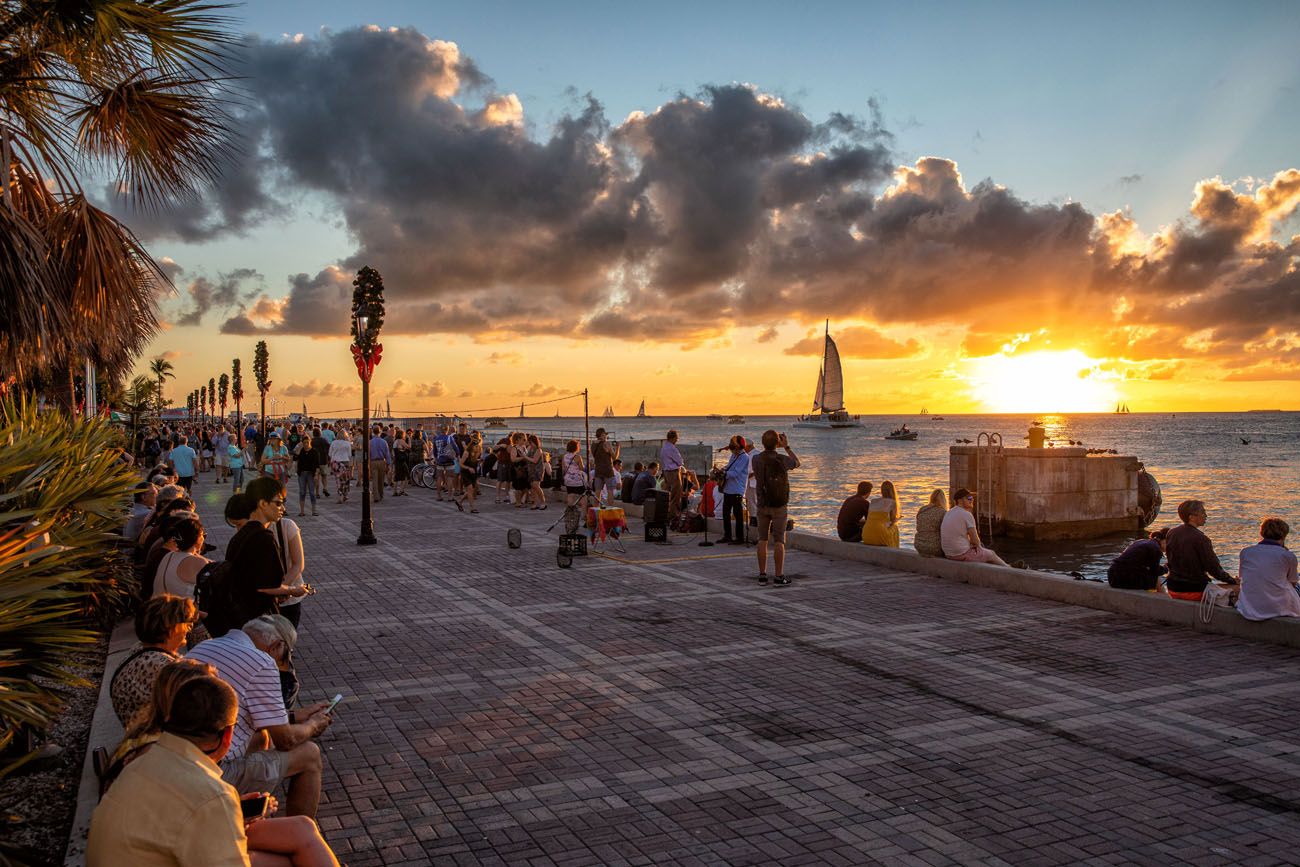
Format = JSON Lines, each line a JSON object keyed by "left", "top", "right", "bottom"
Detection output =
{"left": 950, "top": 443, "right": 1146, "bottom": 540}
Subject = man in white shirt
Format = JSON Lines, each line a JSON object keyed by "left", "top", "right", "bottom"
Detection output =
{"left": 940, "top": 488, "right": 1009, "bottom": 565}
{"left": 187, "top": 615, "right": 332, "bottom": 816}
{"left": 659, "top": 430, "right": 685, "bottom": 523}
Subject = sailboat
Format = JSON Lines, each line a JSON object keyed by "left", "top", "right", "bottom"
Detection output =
{"left": 602, "top": 405, "right": 615, "bottom": 418}
{"left": 636, "top": 399, "right": 648, "bottom": 418}
{"left": 1115, "top": 402, "right": 1131, "bottom": 414}
{"left": 920, "top": 406, "right": 929, "bottom": 415}
{"left": 793, "top": 321, "right": 863, "bottom": 429}
{"left": 519, "top": 402, "right": 525, "bottom": 418}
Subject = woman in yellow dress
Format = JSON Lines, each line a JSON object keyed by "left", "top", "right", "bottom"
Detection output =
{"left": 861, "top": 479, "right": 901, "bottom": 547}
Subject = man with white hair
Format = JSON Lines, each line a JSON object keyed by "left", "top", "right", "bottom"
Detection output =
{"left": 187, "top": 615, "right": 333, "bottom": 817}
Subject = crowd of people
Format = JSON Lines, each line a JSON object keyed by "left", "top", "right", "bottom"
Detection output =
{"left": 97, "top": 438, "right": 339, "bottom": 865}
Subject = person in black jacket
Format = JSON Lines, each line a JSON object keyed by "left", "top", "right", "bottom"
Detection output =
{"left": 1165, "top": 499, "right": 1236, "bottom": 599}
{"left": 221, "top": 478, "right": 306, "bottom": 632}
{"left": 292, "top": 436, "right": 320, "bottom": 517}
{"left": 1107, "top": 527, "right": 1170, "bottom": 590}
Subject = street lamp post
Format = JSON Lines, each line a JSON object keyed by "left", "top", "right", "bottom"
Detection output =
{"left": 350, "top": 266, "right": 386, "bottom": 547}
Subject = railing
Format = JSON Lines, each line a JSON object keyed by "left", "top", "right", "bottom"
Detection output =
{"left": 975, "top": 432, "right": 1002, "bottom": 540}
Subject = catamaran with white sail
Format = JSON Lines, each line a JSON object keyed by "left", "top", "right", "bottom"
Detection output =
{"left": 794, "top": 321, "right": 863, "bottom": 429}
{"left": 636, "top": 399, "right": 648, "bottom": 418}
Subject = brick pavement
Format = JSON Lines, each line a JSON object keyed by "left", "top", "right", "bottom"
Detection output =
{"left": 191, "top": 479, "right": 1300, "bottom": 866}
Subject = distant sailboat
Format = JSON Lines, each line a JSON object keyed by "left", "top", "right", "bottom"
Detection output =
{"left": 920, "top": 406, "right": 929, "bottom": 415}
{"left": 1115, "top": 402, "right": 1131, "bottom": 414}
{"left": 519, "top": 402, "right": 525, "bottom": 418}
{"left": 793, "top": 321, "right": 863, "bottom": 429}
{"left": 636, "top": 399, "right": 647, "bottom": 418}
{"left": 602, "top": 405, "right": 615, "bottom": 418}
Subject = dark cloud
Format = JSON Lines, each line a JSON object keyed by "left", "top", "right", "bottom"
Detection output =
{"left": 128, "top": 25, "right": 1299, "bottom": 378}
{"left": 1119, "top": 174, "right": 1143, "bottom": 186}
{"left": 756, "top": 325, "right": 779, "bottom": 343}
{"left": 175, "top": 268, "right": 262, "bottom": 327}
{"left": 784, "top": 325, "right": 922, "bottom": 359}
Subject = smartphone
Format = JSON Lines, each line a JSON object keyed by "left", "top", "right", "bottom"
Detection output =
{"left": 240, "top": 793, "right": 269, "bottom": 821}
{"left": 325, "top": 693, "right": 344, "bottom": 714}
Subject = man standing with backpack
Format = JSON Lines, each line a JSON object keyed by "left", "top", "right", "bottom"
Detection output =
{"left": 751, "top": 430, "right": 800, "bottom": 586}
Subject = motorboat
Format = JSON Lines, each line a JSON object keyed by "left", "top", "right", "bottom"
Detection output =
{"left": 793, "top": 321, "right": 863, "bottom": 429}
{"left": 885, "top": 426, "right": 918, "bottom": 441}
{"left": 706, "top": 413, "right": 724, "bottom": 420}
{"left": 485, "top": 417, "right": 507, "bottom": 428}
{"left": 727, "top": 414, "right": 745, "bottom": 424}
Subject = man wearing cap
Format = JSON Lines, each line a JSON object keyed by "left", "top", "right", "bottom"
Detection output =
{"left": 940, "top": 488, "right": 1010, "bottom": 565}
{"left": 187, "top": 615, "right": 333, "bottom": 818}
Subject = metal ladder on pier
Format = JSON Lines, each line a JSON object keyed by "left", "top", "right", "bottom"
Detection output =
{"left": 975, "top": 432, "right": 1002, "bottom": 541}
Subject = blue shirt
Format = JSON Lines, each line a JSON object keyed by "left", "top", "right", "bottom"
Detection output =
{"left": 170, "top": 445, "right": 197, "bottom": 477}
{"left": 660, "top": 441, "right": 683, "bottom": 472}
{"left": 722, "top": 451, "right": 750, "bottom": 496}
{"left": 630, "top": 471, "right": 657, "bottom": 505}
{"left": 369, "top": 436, "right": 391, "bottom": 462}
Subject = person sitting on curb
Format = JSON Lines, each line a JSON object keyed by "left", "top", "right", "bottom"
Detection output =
{"left": 1235, "top": 517, "right": 1299, "bottom": 620}
{"left": 940, "top": 488, "right": 1011, "bottom": 566}
{"left": 89, "top": 667, "right": 340, "bottom": 866}
{"left": 1107, "top": 527, "right": 1170, "bottom": 590}
{"left": 1165, "top": 499, "right": 1237, "bottom": 601}
{"left": 836, "top": 481, "right": 873, "bottom": 543}
{"left": 913, "top": 489, "right": 947, "bottom": 558}
{"left": 631, "top": 461, "right": 660, "bottom": 505}
{"left": 187, "top": 615, "right": 333, "bottom": 818}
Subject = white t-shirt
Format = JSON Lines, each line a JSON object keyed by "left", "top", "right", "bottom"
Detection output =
{"left": 940, "top": 507, "right": 977, "bottom": 558}
{"left": 328, "top": 439, "right": 352, "bottom": 463}
{"left": 272, "top": 518, "right": 305, "bottom": 608}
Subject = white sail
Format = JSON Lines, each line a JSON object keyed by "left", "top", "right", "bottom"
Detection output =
{"left": 637, "top": 399, "right": 646, "bottom": 417}
{"left": 812, "top": 368, "right": 824, "bottom": 411}
{"left": 821, "top": 336, "right": 845, "bottom": 412}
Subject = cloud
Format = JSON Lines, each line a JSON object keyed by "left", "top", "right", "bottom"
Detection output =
{"left": 784, "top": 325, "right": 923, "bottom": 359}
{"left": 516, "top": 382, "right": 560, "bottom": 397}
{"left": 175, "top": 268, "right": 262, "bottom": 326}
{"left": 389, "top": 379, "right": 447, "bottom": 398}
{"left": 654, "top": 364, "right": 679, "bottom": 376}
{"left": 119, "top": 25, "right": 1300, "bottom": 384}
{"left": 160, "top": 350, "right": 187, "bottom": 361}
{"left": 1119, "top": 173, "right": 1143, "bottom": 186}
{"left": 756, "top": 326, "right": 779, "bottom": 343}
{"left": 457, "top": 390, "right": 474, "bottom": 398}
{"left": 281, "top": 379, "right": 359, "bottom": 398}
{"left": 486, "top": 351, "right": 523, "bottom": 365}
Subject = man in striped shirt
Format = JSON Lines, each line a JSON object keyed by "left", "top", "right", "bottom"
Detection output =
{"left": 188, "top": 615, "right": 333, "bottom": 817}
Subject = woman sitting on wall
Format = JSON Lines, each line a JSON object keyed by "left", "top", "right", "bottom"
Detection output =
{"left": 861, "top": 480, "right": 901, "bottom": 548}
{"left": 1107, "top": 527, "right": 1170, "bottom": 590}
{"left": 913, "top": 489, "right": 948, "bottom": 557}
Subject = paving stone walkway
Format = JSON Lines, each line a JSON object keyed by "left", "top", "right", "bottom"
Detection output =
{"left": 193, "top": 479, "right": 1300, "bottom": 866}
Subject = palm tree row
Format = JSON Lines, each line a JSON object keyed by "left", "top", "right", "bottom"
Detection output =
{"left": 1, "top": 0, "right": 238, "bottom": 399}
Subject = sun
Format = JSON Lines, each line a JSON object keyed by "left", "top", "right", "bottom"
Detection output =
{"left": 965, "top": 349, "right": 1119, "bottom": 413}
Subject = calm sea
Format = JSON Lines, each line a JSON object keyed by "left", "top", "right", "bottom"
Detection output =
{"left": 522, "top": 412, "right": 1300, "bottom": 579}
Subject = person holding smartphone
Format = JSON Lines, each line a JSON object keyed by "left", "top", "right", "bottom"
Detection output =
{"left": 87, "top": 670, "right": 339, "bottom": 866}
{"left": 751, "top": 430, "right": 800, "bottom": 586}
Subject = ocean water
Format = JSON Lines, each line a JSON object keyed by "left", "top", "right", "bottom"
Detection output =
{"left": 522, "top": 412, "right": 1300, "bottom": 579}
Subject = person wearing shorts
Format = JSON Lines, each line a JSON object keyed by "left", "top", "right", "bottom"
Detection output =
{"left": 750, "top": 430, "right": 800, "bottom": 586}
{"left": 940, "top": 488, "right": 1010, "bottom": 566}
{"left": 590, "top": 429, "right": 619, "bottom": 507}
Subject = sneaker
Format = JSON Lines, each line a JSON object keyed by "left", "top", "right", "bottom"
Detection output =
{"left": 758, "top": 574, "right": 768, "bottom": 585}
{"left": 773, "top": 576, "right": 791, "bottom": 587}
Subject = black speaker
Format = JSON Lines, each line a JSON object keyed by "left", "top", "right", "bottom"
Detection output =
{"left": 620, "top": 475, "right": 635, "bottom": 502}
{"left": 643, "top": 489, "right": 669, "bottom": 524}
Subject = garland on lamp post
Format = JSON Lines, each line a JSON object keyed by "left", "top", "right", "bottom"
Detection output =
{"left": 199, "top": 385, "right": 207, "bottom": 427}
{"left": 351, "top": 266, "right": 386, "bottom": 547}
{"left": 208, "top": 377, "right": 216, "bottom": 422}
{"left": 253, "top": 341, "right": 271, "bottom": 440}
{"left": 218, "top": 373, "right": 229, "bottom": 424}
{"left": 231, "top": 359, "right": 244, "bottom": 444}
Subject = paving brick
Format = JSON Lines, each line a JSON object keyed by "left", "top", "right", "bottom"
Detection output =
{"left": 187, "top": 480, "right": 1300, "bottom": 865}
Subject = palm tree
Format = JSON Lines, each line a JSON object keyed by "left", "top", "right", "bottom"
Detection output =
{"left": 253, "top": 340, "right": 270, "bottom": 439}
{"left": 0, "top": 2, "right": 237, "bottom": 387}
{"left": 148, "top": 356, "right": 175, "bottom": 417}
{"left": 231, "top": 358, "right": 244, "bottom": 443}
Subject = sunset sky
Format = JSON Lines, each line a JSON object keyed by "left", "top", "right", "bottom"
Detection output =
{"left": 124, "top": 1, "right": 1300, "bottom": 415}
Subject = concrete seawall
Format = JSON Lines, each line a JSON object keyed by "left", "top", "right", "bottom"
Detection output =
{"left": 595, "top": 493, "right": 1300, "bottom": 650}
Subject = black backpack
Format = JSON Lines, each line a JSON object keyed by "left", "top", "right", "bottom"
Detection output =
{"left": 755, "top": 451, "right": 789, "bottom": 508}
{"left": 194, "top": 560, "right": 235, "bottom": 636}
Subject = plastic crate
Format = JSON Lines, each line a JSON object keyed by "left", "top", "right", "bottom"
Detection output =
{"left": 645, "top": 523, "right": 668, "bottom": 543}
{"left": 559, "top": 533, "right": 588, "bottom": 556}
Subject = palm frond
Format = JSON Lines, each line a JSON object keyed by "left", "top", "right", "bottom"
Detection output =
{"left": 0, "top": 203, "right": 63, "bottom": 377}
{"left": 45, "top": 196, "right": 166, "bottom": 378}
{"left": 71, "top": 67, "right": 232, "bottom": 205}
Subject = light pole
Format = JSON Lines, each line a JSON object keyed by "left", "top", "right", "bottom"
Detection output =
{"left": 350, "top": 266, "right": 386, "bottom": 546}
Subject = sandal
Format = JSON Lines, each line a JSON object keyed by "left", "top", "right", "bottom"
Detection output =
{"left": 470, "top": 508, "right": 479, "bottom": 513}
